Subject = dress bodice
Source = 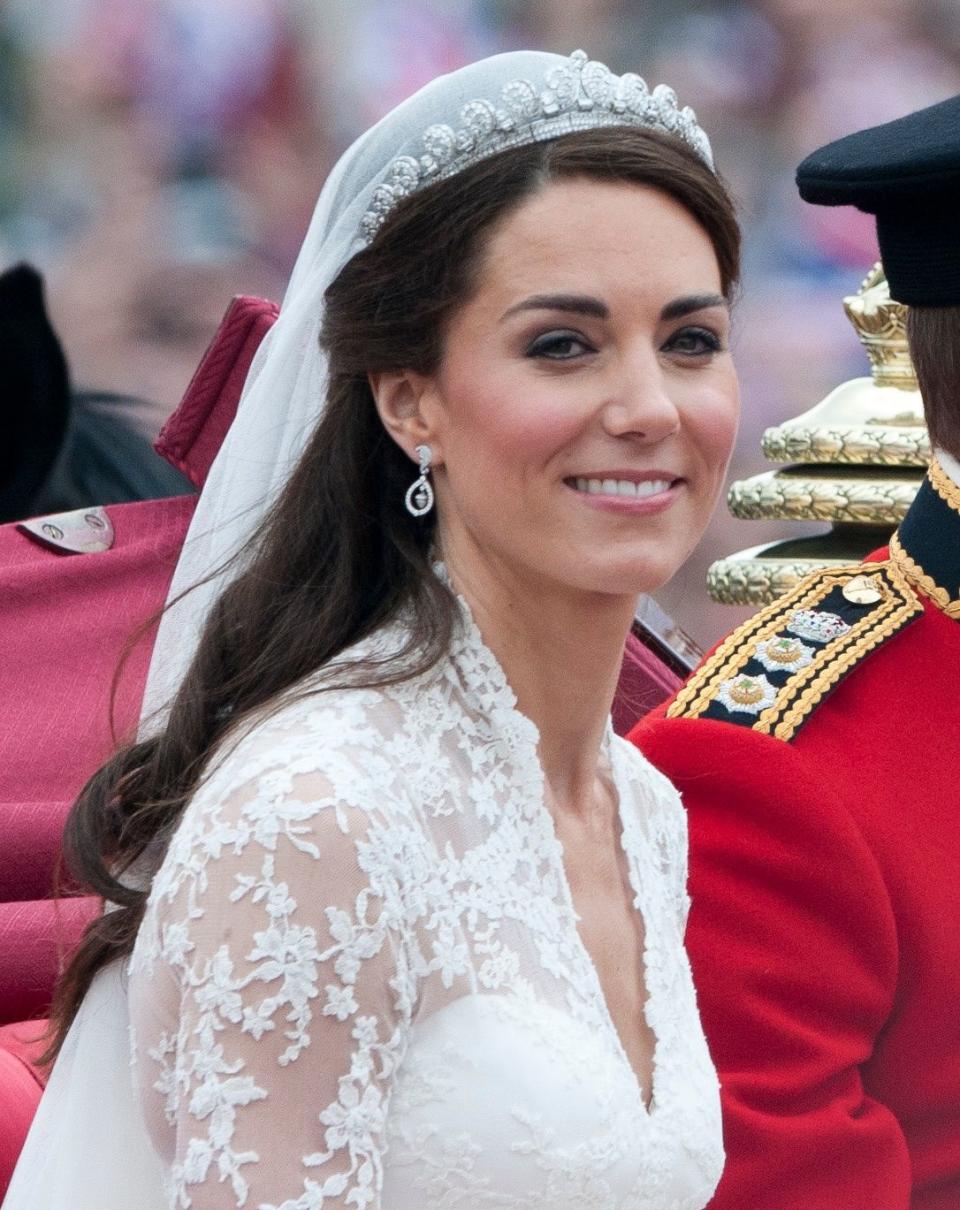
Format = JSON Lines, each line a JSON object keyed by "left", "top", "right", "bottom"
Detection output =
{"left": 127, "top": 604, "right": 723, "bottom": 1209}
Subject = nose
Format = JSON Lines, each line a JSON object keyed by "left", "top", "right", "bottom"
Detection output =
{"left": 601, "top": 351, "right": 681, "bottom": 444}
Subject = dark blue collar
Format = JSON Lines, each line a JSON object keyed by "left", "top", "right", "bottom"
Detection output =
{"left": 890, "top": 455, "right": 960, "bottom": 621}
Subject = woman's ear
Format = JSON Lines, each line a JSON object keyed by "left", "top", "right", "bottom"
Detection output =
{"left": 368, "top": 370, "right": 443, "bottom": 465}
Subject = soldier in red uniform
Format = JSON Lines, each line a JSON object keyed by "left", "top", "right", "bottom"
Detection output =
{"left": 631, "top": 95, "right": 960, "bottom": 1208}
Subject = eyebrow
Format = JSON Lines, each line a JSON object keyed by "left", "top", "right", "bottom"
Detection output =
{"left": 500, "top": 290, "right": 727, "bottom": 323}
{"left": 660, "top": 293, "right": 728, "bottom": 321}
{"left": 501, "top": 293, "right": 609, "bottom": 321}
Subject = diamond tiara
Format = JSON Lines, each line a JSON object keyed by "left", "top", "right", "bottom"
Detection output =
{"left": 359, "top": 49, "right": 714, "bottom": 244}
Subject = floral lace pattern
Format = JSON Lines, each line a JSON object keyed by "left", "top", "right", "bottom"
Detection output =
{"left": 129, "top": 599, "right": 722, "bottom": 1209}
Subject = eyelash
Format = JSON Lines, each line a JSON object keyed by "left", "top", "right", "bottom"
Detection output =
{"left": 524, "top": 325, "right": 724, "bottom": 362}
{"left": 664, "top": 326, "right": 724, "bottom": 356}
{"left": 525, "top": 330, "right": 593, "bottom": 360}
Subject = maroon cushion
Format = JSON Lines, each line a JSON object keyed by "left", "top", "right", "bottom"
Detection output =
{"left": 0, "top": 1019, "right": 48, "bottom": 1079}
{"left": 155, "top": 295, "right": 280, "bottom": 489}
{"left": 0, "top": 495, "right": 196, "bottom": 905}
{"left": 0, "top": 801, "right": 74, "bottom": 903}
{"left": 0, "top": 897, "right": 98, "bottom": 1025}
{"left": 0, "top": 297, "right": 280, "bottom": 909}
{"left": 0, "top": 1021, "right": 47, "bottom": 1201}
{"left": 613, "top": 633, "right": 682, "bottom": 736}
{"left": 0, "top": 300, "right": 280, "bottom": 1046}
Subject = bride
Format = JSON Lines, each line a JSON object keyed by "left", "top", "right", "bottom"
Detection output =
{"left": 7, "top": 49, "right": 740, "bottom": 1209}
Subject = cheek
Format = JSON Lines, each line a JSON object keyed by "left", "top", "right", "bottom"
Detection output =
{"left": 441, "top": 372, "right": 580, "bottom": 472}
{"left": 497, "top": 407, "right": 580, "bottom": 463}
{"left": 684, "top": 379, "right": 740, "bottom": 476}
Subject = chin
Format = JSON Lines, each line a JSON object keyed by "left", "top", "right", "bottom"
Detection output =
{"left": 571, "top": 513, "right": 704, "bottom": 594}
{"left": 559, "top": 548, "right": 686, "bottom": 600}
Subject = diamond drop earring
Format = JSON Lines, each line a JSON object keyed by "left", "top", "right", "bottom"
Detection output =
{"left": 404, "top": 444, "right": 435, "bottom": 517}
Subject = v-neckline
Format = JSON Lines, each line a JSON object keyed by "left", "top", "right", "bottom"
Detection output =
{"left": 446, "top": 594, "right": 663, "bottom": 1117}
{"left": 542, "top": 734, "right": 662, "bottom": 1116}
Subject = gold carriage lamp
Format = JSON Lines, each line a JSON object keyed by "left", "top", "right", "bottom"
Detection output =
{"left": 708, "top": 264, "right": 929, "bottom": 605}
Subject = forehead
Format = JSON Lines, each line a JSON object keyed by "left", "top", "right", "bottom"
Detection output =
{"left": 470, "top": 177, "right": 722, "bottom": 310}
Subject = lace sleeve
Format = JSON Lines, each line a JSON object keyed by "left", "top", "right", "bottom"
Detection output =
{"left": 130, "top": 739, "right": 418, "bottom": 1210}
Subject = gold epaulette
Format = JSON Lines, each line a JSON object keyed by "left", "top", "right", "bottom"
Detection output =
{"left": 667, "top": 560, "right": 922, "bottom": 742}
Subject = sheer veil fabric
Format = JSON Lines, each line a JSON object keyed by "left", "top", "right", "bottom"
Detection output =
{"left": 5, "top": 50, "right": 721, "bottom": 1209}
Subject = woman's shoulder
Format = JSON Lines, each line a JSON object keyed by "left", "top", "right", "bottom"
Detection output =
{"left": 152, "top": 676, "right": 411, "bottom": 870}
{"left": 196, "top": 680, "right": 411, "bottom": 821}
{"left": 138, "top": 680, "right": 427, "bottom": 966}
{"left": 209, "top": 623, "right": 433, "bottom": 770}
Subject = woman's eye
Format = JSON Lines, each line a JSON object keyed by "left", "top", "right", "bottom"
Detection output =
{"left": 525, "top": 330, "right": 593, "bottom": 360}
{"left": 665, "top": 326, "right": 723, "bottom": 357}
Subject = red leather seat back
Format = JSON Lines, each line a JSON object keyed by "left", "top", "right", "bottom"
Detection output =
{"left": 0, "top": 900, "right": 100, "bottom": 1025}
{"left": 0, "top": 1021, "right": 48, "bottom": 1201}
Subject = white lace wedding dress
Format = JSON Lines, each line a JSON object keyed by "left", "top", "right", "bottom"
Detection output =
{"left": 8, "top": 598, "right": 723, "bottom": 1209}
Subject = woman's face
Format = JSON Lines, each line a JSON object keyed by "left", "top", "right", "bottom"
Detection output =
{"left": 415, "top": 177, "right": 740, "bottom": 599}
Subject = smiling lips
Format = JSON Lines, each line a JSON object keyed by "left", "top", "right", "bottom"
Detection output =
{"left": 564, "top": 472, "right": 684, "bottom": 514}
{"left": 573, "top": 476, "right": 675, "bottom": 499}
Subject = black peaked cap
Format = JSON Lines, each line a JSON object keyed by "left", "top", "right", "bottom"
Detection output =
{"left": 796, "top": 93, "right": 960, "bottom": 306}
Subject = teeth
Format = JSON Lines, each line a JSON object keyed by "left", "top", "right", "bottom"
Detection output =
{"left": 574, "top": 477, "right": 673, "bottom": 498}
{"left": 635, "top": 480, "right": 673, "bottom": 498}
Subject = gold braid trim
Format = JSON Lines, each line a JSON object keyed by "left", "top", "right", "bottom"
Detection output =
{"left": 668, "top": 563, "right": 879, "bottom": 722}
{"left": 928, "top": 455, "right": 960, "bottom": 512}
{"left": 769, "top": 563, "right": 920, "bottom": 741}
{"left": 889, "top": 531, "right": 949, "bottom": 607}
{"left": 667, "top": 561, "right": 923, "bottom": 739}
{"left": 889, "top": 531, "right": 960, "bottom": 618}
{"left": 757, "top": 580, "right": 900, "bottom": 736}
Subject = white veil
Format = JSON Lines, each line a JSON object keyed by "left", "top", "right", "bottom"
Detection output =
{"left": 5, "top": 50, "right": 712, "bottom": 1208}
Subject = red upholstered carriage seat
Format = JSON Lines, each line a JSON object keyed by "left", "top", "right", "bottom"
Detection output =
{"left": 0, "top": 293, "right": 681, "bottom": 1197}
{"left": 0, "top": 296, "right": 279, "bottom": 1003}
{"left": 0, "top": 297, "right": 278, "bottom": 1198}
{"left": 0, "top": 1019, "right": 48, "bottom": 1196}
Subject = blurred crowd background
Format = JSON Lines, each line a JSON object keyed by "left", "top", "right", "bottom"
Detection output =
{"left": 2, "top": 0, "right": 959, "bottom": 646}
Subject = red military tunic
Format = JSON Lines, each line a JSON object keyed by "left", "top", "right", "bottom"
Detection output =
{"left": 631, "top": 454, "right": 960, "bottom": 1209}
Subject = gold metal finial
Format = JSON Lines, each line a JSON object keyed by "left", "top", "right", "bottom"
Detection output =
{"left": 708, "top": 262, "right": 930, "bottom": 605}
{"left": 842, "top": 262, "right": 918, "bottom": 391}
{"left": 759, "top": 263, "right": 927, "bottom": 469}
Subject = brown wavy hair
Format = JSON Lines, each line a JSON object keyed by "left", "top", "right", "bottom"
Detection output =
{"left": 907, "top": 305, "right": 960, "bottom": 459}
{"left": 45, "top": 125, "right": 740, "bottom": 1061}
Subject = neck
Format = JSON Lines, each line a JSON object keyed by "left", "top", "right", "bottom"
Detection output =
{"left": 443, "top": 548, "right": 637, "bottom": 814}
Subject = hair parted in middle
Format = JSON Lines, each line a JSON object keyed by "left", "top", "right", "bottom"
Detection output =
{"left": 46, "top": 123, "right": 741, "bottom": 1061}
